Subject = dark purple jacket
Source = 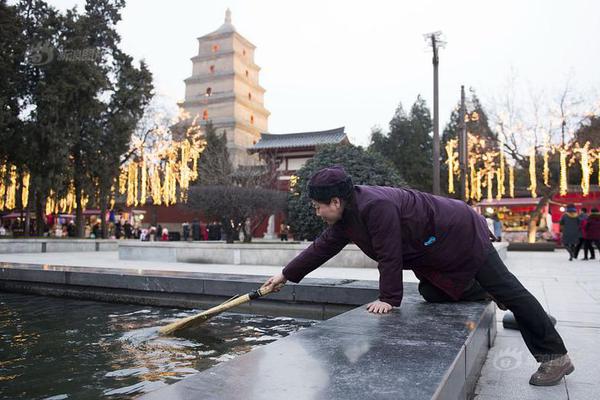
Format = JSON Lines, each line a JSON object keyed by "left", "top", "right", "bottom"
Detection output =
{"left": 282, "top": 185, "right": 492, "bottom": 307}
{"left": 584, "top": 214, "right": 600, "bottom": 240}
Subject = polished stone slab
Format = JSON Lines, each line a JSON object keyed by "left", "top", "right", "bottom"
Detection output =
{"left": 139, "top": 294, "right": 495, "bottom": 400}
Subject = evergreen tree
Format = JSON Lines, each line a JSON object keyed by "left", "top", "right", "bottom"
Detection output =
{"left": 368, "top": 96, "right": 433, "bottom": 192}
{"left": 197, "top": 121, "right": 233, "bottom": 185}
{"left": 288, "top": 143, "right": 405, "bottom": 240}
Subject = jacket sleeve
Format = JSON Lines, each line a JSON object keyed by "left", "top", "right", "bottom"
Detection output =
{"left": 282, "top": 223, "right": 349, "bottom": 283}
{"left": 363, "top": 199, "right": 404, "bottom": 307}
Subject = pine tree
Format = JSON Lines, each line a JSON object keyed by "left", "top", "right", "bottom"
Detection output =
{"left": 197, "top": 121, "right": 233, "bottom": 185}
{"left": 368, "top": 96, "right": 433, "bottom": 192}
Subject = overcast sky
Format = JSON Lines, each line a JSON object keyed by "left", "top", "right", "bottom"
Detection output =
{"left": 48, "top": 0, "right": 600, "bottom": 146}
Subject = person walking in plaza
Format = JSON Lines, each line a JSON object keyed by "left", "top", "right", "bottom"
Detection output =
{"left": 261, "top": 166, "right": 573, "bottom": 386}
{"left": 560, "top": 205, "right": 582, "bottom": 261}
{"left": 575, "top": 208, "right": 595, "bottom": 260}
{"left": 584, "top": 208, "right": 600, "bottom": 257}
{"left": 279, "top": 222, "right": 289, "bottom": 241}
{"left": 492, "top": 214, "right": 503, "bottom": 242}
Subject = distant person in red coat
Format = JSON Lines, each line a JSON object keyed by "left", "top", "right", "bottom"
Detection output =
{"left": 261, "top": 166, "right": 573, "bottom": 386}
{"left": 584, "top": 208, "right": 600, "bottom": 255}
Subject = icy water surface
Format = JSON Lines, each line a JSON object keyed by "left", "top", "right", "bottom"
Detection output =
{"left": 0, "top": 292, "right": 316, "bottom": 399}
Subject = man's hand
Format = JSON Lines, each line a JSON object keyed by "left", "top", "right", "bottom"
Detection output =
{"left": 366, "top": 300, "right": 393, "bottom": 314}
{"left": 261, "top": 272, "right": 287, "bottom": 293}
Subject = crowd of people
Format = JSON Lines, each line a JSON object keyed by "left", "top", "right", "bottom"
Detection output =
{"left": 560, "top": 205, "right": 600, "bottom": 261}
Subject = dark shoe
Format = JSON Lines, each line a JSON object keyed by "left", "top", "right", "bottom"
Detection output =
{"left": 529, "top": 354, "right": 574, "bottom": 386}
{"left": 583, "top": 258, "right": 589, "bottom": 261}
{"left": 502, "top": 311, "right": 557, "bottom": 330}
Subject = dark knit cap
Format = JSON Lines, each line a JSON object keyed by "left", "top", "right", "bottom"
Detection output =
{"left": 308, "top": 166, "right": 354, "bottom": 202}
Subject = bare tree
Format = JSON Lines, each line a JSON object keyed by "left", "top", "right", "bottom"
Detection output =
{"left": 489, "top": 73, "right": 599, "bottom": 242}
{"left": 187, "top": 185, "right": 287, "bottom": 243}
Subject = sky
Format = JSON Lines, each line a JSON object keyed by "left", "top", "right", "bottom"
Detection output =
{"left": 46, "top": 0, "right": 600, "bottom": 147}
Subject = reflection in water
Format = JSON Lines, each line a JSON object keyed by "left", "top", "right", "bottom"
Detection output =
{"left": 0, "top": 292, "right": 315, "bottom": 399}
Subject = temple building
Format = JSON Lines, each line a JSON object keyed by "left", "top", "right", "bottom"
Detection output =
{"left": 249, "top": 127, "right": 350, "bottom": 191}
{"left": 178, "top": 9, "right": 270, "bottom": 167}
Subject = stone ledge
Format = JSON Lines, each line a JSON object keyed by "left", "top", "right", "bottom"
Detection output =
{"left": 119, "top": 242, "right": 509, "bottom": 269}
{"left": 0, "top": 239, "right": 118, "bottom": 253}
{"left": 0, "top": 261, "right": 497, "bottom": 399}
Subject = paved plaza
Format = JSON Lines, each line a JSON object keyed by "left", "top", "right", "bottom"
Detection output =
{"left": 1, "top": 248, "right": 598, "bottom": 399}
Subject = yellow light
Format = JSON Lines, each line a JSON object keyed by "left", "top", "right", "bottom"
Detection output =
{"left": 487, "top": 170, "right": 493, "bottom": 201}
{"left": 5, "top": 165, "right": 17, "bottom": 210}
{"left": 0, "top": 164, "right": 6, "bottom": 210}
{"left": 469, "top": 158, "right": 477, "bottom": 200}
{"left": 528, "top": 147, "right": 537, "bottom": 198}
{"left": 559, "top": 147, "right": 568, "bottom": 196}
{"left": 509, "top": 165, "right": 515, "bottom": 198}
{"left": 476, "top": 169, "right": 482, "bottom": 201}
{"left": 140, "top": 160, "right": 147, "bottom": 205}
{"left": 21, "top": 172, "right": 30, "bottom": 209}
{"left": 577, "top": 142, "right": 591, "bottom": 196}
{"left": 445, "top": 139, "right": 457, "bottom": 194}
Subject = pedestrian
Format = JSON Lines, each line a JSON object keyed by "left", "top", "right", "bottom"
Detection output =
{"left": 161, "top": 227, "right": 169, "bottom": 241}
{"left": 492, "top": 214, "right": 503, "bottom": 242}
{"left": 560, "top": 204, "right": 582, "bottom": 261}
{"left": 182, "top": 221, "right": 190, "bottom": 241}
{"left": 124, "top": 220, "right": 133, "bottom": 239}
{"left": 191, "top": 219, "right": 201, "bottom": 241}
{"left": 92, "top": 222, "right": 101, "bottom": 239}
{"left": 279, "top": 222, "right": 289, "bottom": 241}
{"left": 261, "top": 165, "right": 573, "bottom": 386}
{"left": 115, "top": 220, "right": 122, "bottom": 239}
{"left": 575, "top": 208, "right": 595, "bottom": 260}
{"left": 584, "top": 208, "right": 600, "bottom": 256}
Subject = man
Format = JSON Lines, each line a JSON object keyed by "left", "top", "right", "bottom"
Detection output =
{"left": 262, "top": 166, "right": 573, "bottom": 386}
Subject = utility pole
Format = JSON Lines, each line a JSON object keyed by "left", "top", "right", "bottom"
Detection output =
{"left": 458, "top": 85, "right": 468, "bottom": 202}
{"left": 424, "top": 31, "right": 445, "bottom": 195}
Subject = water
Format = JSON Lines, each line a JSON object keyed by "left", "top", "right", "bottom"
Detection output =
{"left": 0, "top": 292, "right": 316, "bottom": 399}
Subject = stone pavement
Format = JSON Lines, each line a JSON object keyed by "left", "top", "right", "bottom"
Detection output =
{"left": 1, "top": 249, "right": 598, "bottom": 399}
{"left": 473, "top": 250, "right": 600, "bottom": 400}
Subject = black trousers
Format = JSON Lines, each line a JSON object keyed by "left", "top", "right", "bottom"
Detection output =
{"left": 575, "top": 238, "right": 596, "bottom": 259}
{"left": 418, "top": 243, "right": 568, "bottom": 362}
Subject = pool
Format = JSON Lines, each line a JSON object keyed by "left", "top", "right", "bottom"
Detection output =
{"left": 0, "top": 292, "right": 316, "bottom": 399}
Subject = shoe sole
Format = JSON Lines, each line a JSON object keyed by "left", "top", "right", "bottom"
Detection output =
{"left": 529, "top": 364, "right": 575, "bottom": 386}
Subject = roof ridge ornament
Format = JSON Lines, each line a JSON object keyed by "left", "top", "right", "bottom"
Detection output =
{"left": 225, "top": 8, "right": 231, "bottom": 24}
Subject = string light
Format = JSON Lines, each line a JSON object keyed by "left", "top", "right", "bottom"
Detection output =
{"left": 509, "top": 165, "right": 515, "bottom": 198}
{"left": 487, "top": 170, "right": 493, "bottom": 201}
{"left": 445, "top": 139, "right": 457, "bottom": 194}
{"left": 559, "top": 147, "right": 568, "bottom": 196}
{"left": 528, "top": 147, "right": 537, "bottom": 198}
{"left": 576, "top": 142, "right": 591, "bottom": 196}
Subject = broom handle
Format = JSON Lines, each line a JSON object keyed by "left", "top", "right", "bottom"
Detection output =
{"left": 204, "top": 284, "right": 281, "bottom": 314}
{"left": 159, "top": 284, "right": 283, "bottom": 334}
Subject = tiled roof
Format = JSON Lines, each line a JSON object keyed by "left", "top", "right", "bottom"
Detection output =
{"left": 250, "top": 127, "right": 348, "bottom": 151}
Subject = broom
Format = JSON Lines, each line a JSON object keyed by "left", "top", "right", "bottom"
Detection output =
{"left": 159, "top": 283, "right": 283, "bottom": 335}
